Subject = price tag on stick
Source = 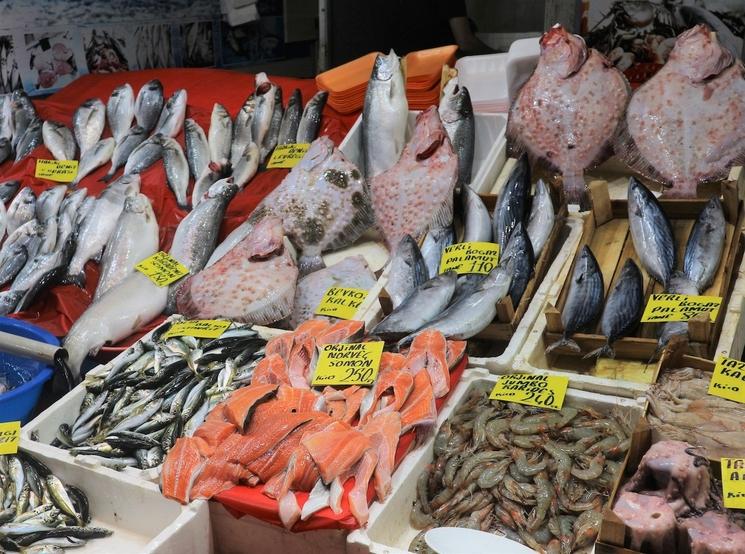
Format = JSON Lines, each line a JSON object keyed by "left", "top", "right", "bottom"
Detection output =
{"left": 162, "top": 320, "right": 231, "bottom": 339}
{"left": 35, "top": 159, "right": 78, "bottom": 183}
{"left": 721, "top": 458, "right": 745, "bottom": 509}
{"left": 439, "top": 242, "right": 500, "bottom": 275}
{"left": 641, "top": 294, "right": 722, "bottom": 323}
{"left": 315, "top": 286, "right": 369, "bottom": 320}
{"left": 135, "top": 252, "right": 189, "bottom": 287}
{"left": 0, "top": 421, "right": 20, "bottom": 455}
{"left": 312, "top": 342, "right": 384, "bottom": 386}
{"left": 267, "top": 143, "right": 310, "bottom": 169}
{"left": 489, "top": 374, "right": 568, "bottom": 411}
{"left": 708, "top": 356, "right": 745, "bottom": 404}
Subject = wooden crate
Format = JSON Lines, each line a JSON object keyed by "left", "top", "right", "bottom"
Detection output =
{"left": 542, "top": 175, "right": 745, "bottom": 362}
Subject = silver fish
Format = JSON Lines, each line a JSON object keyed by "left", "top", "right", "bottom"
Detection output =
{"left": 526, "top": 179, "right": 555, "bottom": 258}
{"left": 278, "top": 88, "right": 301, "bottom": 145}
{"left": 0, "top": 219, "right": 43, "bottom": 279}
{"left": 11, "top": 90, "right": 37, "bottom": 151}
{"left": 209, "top": 103, "right": 233, "bottom": 169}
{"left": 73, "top": 98, "right": 105, "bottom": 156}
{"left": 95, "top": 193, "right": 158, "bottom": 300}
{"left": 0, "top": 246, "right": 69, "bottom": 315}
{"left": 7, "top": 188, "right": 36, "bottom": 236}
{"left": 155, "top": 89, "right": 187, "bottom": 138}
{"left": 386, "top": 234, "right": 428, "bottom": 309}
{"left": 0, "top": 94, "right": 13, "bottom": 140}
{"left": 585, "top": 258, "right": 643, "bottom": 359}
{"left": 123, "top": 133, "right": 164, "bottom": 175}
{"left": 628, "top": 177, "right": 675, "bottom": 286}
{"left": 232, "top": 142, "right": 260, "bottom": 189}
{"left": 371, "top": 271, "right": 457, "bottom": 339}
{"left": 72, "top": 138, "right": 115, "bottom": 186}
{"left": 683, "top": 196, "right": 725, "bottom": 293}
{"left": 35, "top": 186, "right": 66, "bottom": 222}
{"left": 56, "top": 188, "right": 88, "bottom": 248}
{"left": 657, "top": 271, "right": 699, "bottom": 354}
{"left": 14, "top": 118, "right": 42, "bottom": 162}
{"left": 161, "top": 137, "right": 190, "bottom": 209}
{"left": 232, "top": 95, "right": 256, "bottom": 167}
{"left": 0, "top": 180, "right": 19, "bottom": 203}
{"left": 134, "top": 79, "right": 164, "bottom": 133}
{"left": 191, "top": 166, "right": 222, "bottom": 209}
{"left": 438, "top": 78, "right": 474, "bottom": 186}
{"left": 260, "top": 87, "right": 283, "bottom": 163}
{"left": 41, "top": 121, "right": 76, "bottom": 161}
{"left": 460, "top": 185, "right": 492, "bottom": 243}
{"left": 420, "top": 226, "right": 454, "bottom": 279}
{"left": 546, "top": 245, "right": 604, "bottom": 354}
{"left": 492, "top": 153, "right": 530, "bottom": 248}
{"left": 296, "top": 91, "right": 328, "bottom": 144}
{"left": 501, "top": 222, "right": 534, "bottom": 308}
{"left": 362, "top": 50, "right": 408, "bottom": 179}
{"left": 106, "top": 83, "right": 135, "bottom": 142}
{"left": 103, "top": 125, "right": 147, "bottom": 182}
{"left": 184, "top": 118, "right": 210, "bottom": 179}
{"left": 249, "top": 73, "right": 276, "bottom": 158}
{"left": 0, "top": 137, "right": 10, "bottom": 164}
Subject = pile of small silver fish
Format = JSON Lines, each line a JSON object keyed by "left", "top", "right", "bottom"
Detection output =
{"left": 47, "top": 320, "right": 267, "bottom": 471}
{"left": 0, "top": 451, "right": 112, "bottom": 552}
{"left": 409, "top": 386, "right": 631, "bottom": 553}
{"left": 0, "top": 91, "right": 41, "bottom": 165}
{"left": 546, "top": 177, "right": 726, "bottom": 358}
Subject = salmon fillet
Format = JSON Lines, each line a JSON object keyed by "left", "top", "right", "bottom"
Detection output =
{"left": 223, "top": 383, "right": 278, "bottom": 430}
{"left": 161, "top": 437, "right": 206, "bottom": 504}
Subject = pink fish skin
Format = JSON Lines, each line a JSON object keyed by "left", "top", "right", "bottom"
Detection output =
{"left": 624, "top": 25, "right": 745, "bottom": 197}
{"left": 176, "top": 215, "right": 298, "bottom": 324}
{"left": 371, "top": 106, "right": 458, "bottom": 250}
{"left": 509, "top": 24, "right": 629, "bottom": 205}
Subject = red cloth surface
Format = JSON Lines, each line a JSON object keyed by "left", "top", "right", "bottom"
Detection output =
{"left": 0, "top": 69, "right": 360, "bottom": 347}
{"left": 214, "top": 355, "right": 468, "bottom": 531}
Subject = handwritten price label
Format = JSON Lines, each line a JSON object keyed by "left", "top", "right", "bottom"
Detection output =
{"left": 162, "top": 319, "right": 231, "bottom": 339}
{"left": 35, "top": 159, "right": 78, "bottom": 183}
{"left": 439, "top": 242, "right": 500, "bottom": 275}
{"left": 312, "top": 342, "right": 384, "bottom": 386}
{"left": 315, "top": 286, "right": 369, "bottom": 320}
{"left": 489, "top": 374, "right": 568, "bottom": 411}
{"left": 641, "top": 294, "right": 722, "bottom": 323}
{"left": 0, "top": 421, "right": 20, "bottom": 455}
{"left": 135, "top": 252, "right": 189, "bottom": 287}
{"left": 721, "top": 458, "right": 745, "bottom": 509}
{"left": 708, "top": 356, "right": 745, "bottom": 404}
{"left": 266, "top": 143, "right": 310, "bottom": 169}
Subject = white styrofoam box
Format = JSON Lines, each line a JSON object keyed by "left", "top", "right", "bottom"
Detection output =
{"left": 339, "top": 110, "right": 507, "bottom": 196}
{"left": 210, "top": 502, "right": 348, "bottom": 554}
{"left": 469, "top": 214, "right": 584, "bottom": 372}
{"left": 505, "top": 37, "right": 540, "bottom": 106}
{"left": 713, "top": 230, "right": 745, "bottom": 361}
{"left": 346, "top": 367, "right": 646, "bottom": 554}
{"left": 18, "top": 440, "right": 212, "bottom": 554}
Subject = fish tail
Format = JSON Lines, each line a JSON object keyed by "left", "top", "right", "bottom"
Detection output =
{"left": 396, "top": 333, "right": 417, "bottom": 351}
{"left": 545, "top": 336, "right": 581, "bottom": 355}
{"left": 562, "top": 174, "right": 590, "bottom": 211}
{"left": 99, "top": 170, "right": 115, "bottom": 183}
{"left": 582, "top": 342, "right": 615, "bottom": 360}
{"left": 298, "top": 254, "right": 325, "bottom": 276}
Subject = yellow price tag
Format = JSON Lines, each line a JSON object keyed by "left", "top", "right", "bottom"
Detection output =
{"left": 708, "top": 356, "right": 745, "bottom": 404}
{"left": 135, "top": 251, "right": 189, "bottom": 287}
{"left": 641, "top": 293, "right": 721, "bottom": 323}
{"left": 721, "top": 458, "right": 745, "bottom": 509}
{"left": 267, "top": 143, "right": 310, "bottom": 169}
{"left": 315, "top": 286, "right": 369, "bottom": 320}
{"left": 162, "top": 319, "right": 231, "bottom": 339}
{"left": 0, "top": 421, "right": 20, "bottom": 455}
{"left": 439, "top": 242, "right": 500, "bottom": 275}
{"left": 35, "top": 159, "right": 78, "bottom": 183}
{"left": 489, "top": 374, "right": 568, "bottom": 411}
{"left": 312, "top": 342, "right": 384, "bottom": 386}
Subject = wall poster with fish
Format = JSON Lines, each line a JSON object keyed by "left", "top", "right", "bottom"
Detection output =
{"left": 583, "top": 0, "right": 745, "bottom": 84}
{"left": 22, "top": 29, "right": 86, "bottom": 94}
{"left": 82, "top": 26, "right": 135, "bottom": 74}
{"left": 0, "top": 34, "right": 23, "bottom": 94}
{"left": 180, "top": 21, "right": 216, "bottom": 68}
{"left": 133, "top": 23, "right": 176, "bottom": 70}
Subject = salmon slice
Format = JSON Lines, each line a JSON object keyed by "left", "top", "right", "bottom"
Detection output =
{"left": 276, "top": 385, "right": 319, "bottom": 412}
{"left": 287, "top": 338, "right": 314, "bottom": 389}
{"left": 278, "top": 490, "right": 302, "bottom": 529}
{"left": 348, "top": 449, "right": 379, "bottom": 526}
{"left": 302, "top": 420, "right": 372, "bottom": 484}
{"left": 404, "top": 330, "right": 450, "bottom": 398}
{"left": 316, "top": 320, "right": 365, "bottom": 345}
{"left": 265, "top": 333, "right": 294, "bottom": 363}
{"left": 264, "top": 443, "right": 321, "bottom": 500}
{"left": 292, "top": 319, "right": 332, "bottom": 343}
{"left": 359, "top": 357, "right": 413, "bottom": 425}
{"left": 194, "top": 420, "right": 238, "bottom": 457}
{"left": 190, "top": 458, "right": 249, "bottom": 499}
{"left": 362, "top": 411, "right": 402, "bottom": 501}
{"left": 446, "top": 339, "right": 467, "bottom": 369}
{"left": 224, "top": 383, "right": 279, "bottom": 430}
{"left": 400, "top": 369, "right": 437, "bottom": 436}
{"left": 252, "top": 354, "right": 291, "bottom": 385}
{"left": 205, "top": 403, "right": 228, "bottom": 423}
{"left": 161, "top": 437, "right": 206, "bottom": 504}
{"left": 341, "top": 387, "right": 368, "bottom": 424}
{"left": 323, "top": 386, "right": 348, "bottom": 420}
{"left": 229, "top": 411, "right": 316, "bottom": 465}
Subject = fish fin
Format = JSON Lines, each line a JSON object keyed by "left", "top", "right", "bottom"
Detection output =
{"left": 428, "top": 199, "right": 454, "bottom": 233}
{"left": 545, "top": 337, "right": 581, "bottom": 355}
{"left": 562, "top": 174, "right": 591, "bottom": 210}
{"left": 582, "top": 342, "right": 615, "bottom": 360}
{"left": 298, "top": 254, "right": 325, "bottom": 276}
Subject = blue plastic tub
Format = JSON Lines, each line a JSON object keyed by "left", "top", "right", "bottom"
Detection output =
{"left": 0, "top": 317, "right": 59, "bottom": 424}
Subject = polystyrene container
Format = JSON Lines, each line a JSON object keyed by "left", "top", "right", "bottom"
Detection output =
{"left": 346, "top": 367, "right": 646, "bottom": 554}
{"left": 711, "top": 229, "right": 745, "bottom": 361}
{"left": 0, "top": 317, "right": 59, "bottom": 424}
{"left": 17, "top": 440, "right": 212, "bottom": 553}
{"left": 339, "top": 110, "right": 507, "bottom": 196}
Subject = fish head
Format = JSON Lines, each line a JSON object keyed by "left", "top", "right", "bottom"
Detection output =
{"left": 129, "top": 125, "right": 147, "bottom": 138}
{"left": 539, "top": 24, "right": 588, "bottom": 78}
{"left": 412, "top": 107, "right": 450, "bottom": 161}
{"left": 207, "top": 177, "right": 238, "bottom": 201}
{"left": 371, "top": 50, "right": 400, "bottom": 82}
{"left": 669, "top": 24, "right": 734, "bottom": 83}
{"left": 439, "top": 79, "right": 472, "bottom": 124}
{"left": 123, "top": 192, "right": 153, "bottom": 215}
{"left": 145, "top": 79, "right": 163, "bottom": 93}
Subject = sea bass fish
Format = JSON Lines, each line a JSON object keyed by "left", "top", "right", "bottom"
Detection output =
{"left": 184, "top": 118, "right": 210, "bottom": 180}
{"left": 155, "top": 89, "right": 187, "bottom": 138}
{"left": 296, "top": 91, "right": 327, "bottom": 144}
{"left": 362, "top": 50, "right": 408, "bottom": 179}
{"left": 161, "top": 137, "right": 190, "bottom": 209}
{"left": 134, "top": 80, "right": 164, "bottom": 133}
{"left": 291, "top": 255, "right": 377, "bottom": 327}
{"left": 73, "top": 98, "right": 106, "bottom": 156}
{"left": 42, "top": 121, "right": 76, "bottom": 161}
{"left": 103, "top": 125, "right": 147, "bottom": 182}
{"left": 278, "top": 88, "right": 302, "bottom": 145}
{"left": 177, "top": 215, "right": 298, "bottom": 325}
{"left": 438, "top": 78, "right": 474, "bottom": 187}
{"left": 107, "top": 83, "right": 135, "bottom": 142}
{"left": 72, "top": 138, "right": 115, "bottom": 186}
{"left": 249, "top": 73, "right": 277, "bottom": 157}
{"left": 209, "top": 103, "right": 232, "bottom": 169}
{"left": 371, "top": 106, "right": 457, "bottom": 250}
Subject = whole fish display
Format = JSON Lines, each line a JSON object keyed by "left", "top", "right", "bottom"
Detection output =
{"left": 184, "top": 118, "right": 210, "bottom": 180}
{"left": 177, "top": 216, "right": 298, "bottom": 324}
{"left": 14, "top": 118, "right": 42, "bottom": 162}
{"left": 41, "top": 121, "right": 76, "bottom": 161}
{"left": 73, "top": 99, "right": 106, "bottom": 156}
{"left": 106, "top": 83, "right": 135, "bottom": 142}
{"left": 278, "top": 88, "right": 301, "bottom": 145}
{"left": 501, "top": 222, "right": 534, "bottom": 308}
{"left": 547, "top": 246, "right": 604, "bottom": 354}
{"left": 154, "top": 89, "right": 187, "bottom": 138}
{"left": 7, "top": 187, "right": 36, "bottom": 236}
{"left": 492, "top": 155, "right": 530, "bottom": 249}
{"left": 260, "top": 87, "right": 283, "bottom": 163}
{"left": 208, "top": 103, "right": 232, "bottom": 169}
{"left": 657, "top": 271, "right": 699, "bottom": 354}
{"left": 123, "top": 133, "right": 164, "bottom": 175}
{"left": 621, "top": 26, "right": 745, "bottom": 197}
{"left": 371, "top": 107, "right": 457, "bottom": 250}
{"left": 0, "top": 450, "right": 112, "bottom": 551}
{"left": 683, "top": 197, "right": 726, "bottom": 293}
{"left": 231, "top": 142, "right": 260, "bottom": 190}
{"left": 134, "top": 79, "right": 164, "bottom": 133}
{"left": 362, "top": 50, "right": 408, "bottom": 179}
{"left": 161, "top": 137, "right": 190, "bottom": 209}
{"left": 232, "top": 94, "right": 256, "bottom": 169}
{"left": 11, "top": 91, "right": 37, "bottom": 152}
{"left": 409, "top": 386, "right": 630, "bottom": 553}
{"left": 249, "top": 73, "right": 277, "bottom": 158}
{"left": 438, "top": 78, "right": 474, "bottom": 187}
{"left": 296, "top": 91, "right": 327, "bottom": 144}
{"left": 509, "top": 24, "right": 629, "bottom": 204}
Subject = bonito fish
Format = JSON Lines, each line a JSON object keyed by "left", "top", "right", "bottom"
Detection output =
{"left": 683, "top": 197, "right": 726, "bottom": 293}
